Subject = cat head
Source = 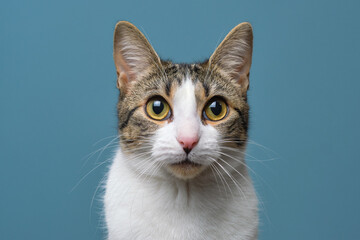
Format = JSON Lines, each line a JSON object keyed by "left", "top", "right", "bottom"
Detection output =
{"left": 113, "top": 21, "right": 253, "bottom": 180}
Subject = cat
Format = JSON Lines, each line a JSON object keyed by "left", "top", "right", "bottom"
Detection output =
{"left": 104, "top": 21, "right": 258, "bottom": 240}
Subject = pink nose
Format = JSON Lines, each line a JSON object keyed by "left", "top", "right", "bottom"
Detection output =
{"left": 177, "top": 136, "right": 199, "bottom": 154}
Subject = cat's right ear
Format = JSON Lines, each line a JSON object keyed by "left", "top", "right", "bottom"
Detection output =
{"left": 113, "top": 21, "right": 161, "bottom": 90}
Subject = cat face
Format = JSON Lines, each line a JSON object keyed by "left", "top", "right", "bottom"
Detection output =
{"left": 113, "top": 22, "right": 252, "bottom": 180}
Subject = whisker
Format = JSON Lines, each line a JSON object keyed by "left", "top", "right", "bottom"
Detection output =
{"left": 92, "top": 135, "right": 118, "bottom": 146}
{"left": 210, "top": 164, "right": 229, "bottom": 198}
{"left": 214, "top": 150, "right": 272, "bottom": 193}
{"left": 213, "top": 160, "right": 245, "bottom": 199}
{"left": 209, "top": 165, "right": 222, "bottom": 193}
{"left": 212, "top": 161, "right": 234, "bottom": 198}
{"left": 219, "top": 145, "right": 262, "bottom": 161}
{"left": 133, "top": 156, "right": 154, "bottom": 173}
{"left": 136, "top": 158, "right": 159, "bottom": 180}
{"left": 247, "top": 139, "right": 279, "bottom": 156}
{"left": 71, "top": 158, "right": 111, "bottom": 193}
{"left": 217, "top": 157, "right": 252, "bottom": 188}
{"left": 89, "top": 174, "right": 107, "bottom": 221}
{"left": 81, "top": 135, "right": 119, "bottom": 169}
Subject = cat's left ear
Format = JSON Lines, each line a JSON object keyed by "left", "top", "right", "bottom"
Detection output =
{"left": 209, "top": 22, "right": 253, "bottom": 95}
{"left": 113, "top": 21, "right": 162, "bottom": 90}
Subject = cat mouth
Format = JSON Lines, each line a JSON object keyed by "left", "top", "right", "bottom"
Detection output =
{"left": 168, "top": 158, "right": 204, "bottom": 179}
{"left": 171, "top": 158, "right": 201, "bottom": 167}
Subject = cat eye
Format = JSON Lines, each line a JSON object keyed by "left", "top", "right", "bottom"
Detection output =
{"left": 203, "top": 98, "right": 228, "bottom": 121}
{"left": 146, "top": 97, "right": 171, "bottom": 121}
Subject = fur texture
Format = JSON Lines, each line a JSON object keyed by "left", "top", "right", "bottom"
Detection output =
{"left": 104, "top": 21, "right": 258, "bottom": 240}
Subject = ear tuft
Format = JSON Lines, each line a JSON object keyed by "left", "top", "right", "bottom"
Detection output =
{"left": 113, "top": 21, "right": 161, "bottom": 89}
{"left": 210, "top": 22, "right": 253, "bottom": 94}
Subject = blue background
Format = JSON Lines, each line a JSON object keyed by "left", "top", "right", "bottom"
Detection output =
{"left": 1, "top": 0, "right": 359, "bottom": 239}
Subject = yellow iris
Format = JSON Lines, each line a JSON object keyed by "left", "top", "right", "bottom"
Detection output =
{"left": 146, "top": 98, "right": 170, "bottom": 120}
{"left": 204, "top": 99, "right": 227, "bottom": 121}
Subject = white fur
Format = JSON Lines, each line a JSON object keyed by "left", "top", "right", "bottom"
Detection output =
{"left": 173, "top": 77, "right": 200, "bottom": 140}
{"left": 104, "top": 79, "right": 258, "bottom": 240}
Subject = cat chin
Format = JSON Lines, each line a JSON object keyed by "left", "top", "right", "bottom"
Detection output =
{"left": 166, "top": 160, "right": 207, "bottom": 180}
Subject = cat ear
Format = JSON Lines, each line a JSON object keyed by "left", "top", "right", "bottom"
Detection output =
{"left": 113, "top": 21, "right": 162, "bottom": 90}
{"left": 209, "top": 22, "right": 253, "bottom": 94}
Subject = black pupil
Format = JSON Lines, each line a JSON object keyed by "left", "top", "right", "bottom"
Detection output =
{"left": 152, "top": 100, "right": 164, "bottom": 114}
{"left": 209, "top": 101, "right": 222, "bottom": 116}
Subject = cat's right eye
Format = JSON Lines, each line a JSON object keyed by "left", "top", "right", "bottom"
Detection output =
{"left": 145, "top": 97, "right": 171, "bottom": 121}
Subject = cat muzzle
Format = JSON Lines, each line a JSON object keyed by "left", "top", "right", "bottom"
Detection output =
{"left": 168, "top": 158, "right": 205, "bottom": 179}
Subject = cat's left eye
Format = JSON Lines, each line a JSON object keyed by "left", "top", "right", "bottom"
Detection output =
{"left": 203, "top": 98, "right": 228, "bottom": 121}
{"left": 146, "top": 97, "right": 171, "bottom": 121}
